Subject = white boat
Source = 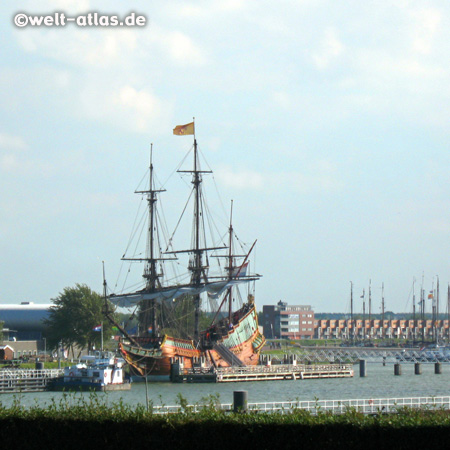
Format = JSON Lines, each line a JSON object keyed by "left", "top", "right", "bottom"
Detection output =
{"left": 50, "top": 352, "right": 131, "bottom": 391}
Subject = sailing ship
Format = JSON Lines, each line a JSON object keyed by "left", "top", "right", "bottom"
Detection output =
{"left": 105, "top": 122, "right": 265, "bottom": 377}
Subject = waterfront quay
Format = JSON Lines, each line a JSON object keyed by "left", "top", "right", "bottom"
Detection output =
{"left": 0, "top": 368, "right": 63, "bottom": 393}
{"left": 171, "top": 363, "right": 354, "bottom": 383}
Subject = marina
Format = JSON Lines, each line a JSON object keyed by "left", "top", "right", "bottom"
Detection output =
{"left": 0, "top": 363, "right": 449, "bottom": 408}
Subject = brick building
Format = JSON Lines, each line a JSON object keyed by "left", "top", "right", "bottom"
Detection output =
{"left": 314, "top": 318, "right": 450, "bottom": 340}
{"left": 262, "top": 301, "right": 314, "bottom": 339}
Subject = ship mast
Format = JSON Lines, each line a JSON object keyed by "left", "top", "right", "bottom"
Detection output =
{"left": 381, "top": 282, "right": 385, "bottom": 339}
{"left": 121, "top": 145, "right": 171, "bottom": 338}
{"left": 412, "top": 278, "right": 416, "bottom": 342}
{"left": 192, "top": 138, "right": 202, "bottom": 341}
{"left": 176, "top": 137, "right": 213, "bottom": 341}
{"left": 350, "top": 281, "right": 353, "bottom": 344}
{"left": 144, "top": 147, "right": 162, "bottom": 336}
{"left": 227, "top": 201, "right": 234, "bottom": 324}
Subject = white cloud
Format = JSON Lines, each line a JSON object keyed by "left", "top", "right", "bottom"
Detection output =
{"left": 271, "top": 91, "right": 292, "bottom": 110}
{"left": 0, "top": 152, "right": 56, "bottom": 176}
{"left": 0, "top": 133, "right": 28, "bottom": 150}
{"left": 409, "top": 8, "right": 442, "bottom": 55}
{"left": 166, "top": 31, "right": 205, "bottom": 65}
{"left": 216, "top": 166, "right": 265, "bottom": 190}
{"left": 149, "top": 27, "right": 206, "bottom": 66}
{"left": 16, "top": 28, "right": 137, "bottom": 69}
{"left": 114, "top": 85, "right": 168, "bottom": 132}
{"left": 312, "top": 28, "right": 344, "bottom": 69}
{"left": 0, "top": 153, "right": 20, "bottom": 171}
{"left": 77, "top": 83, "right": 172, "bottom": 134}
{"left": 172, "top": 0, "right": 248, "bottom": 19}
{"left": 28, "top": 0, "right": 90, "bottom": 13}
{"left": 277, "top": 160, "right": 343, "bottom": 193}
{"left": 216, "top": 159, "right": 342, "bottom": 193}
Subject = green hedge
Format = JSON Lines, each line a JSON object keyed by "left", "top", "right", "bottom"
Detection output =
{"left": 1, "top": 395, "right": 450, "bottom": 449}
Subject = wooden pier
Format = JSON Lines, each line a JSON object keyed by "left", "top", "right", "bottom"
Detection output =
{"left": 171, "top": 363, "right": 354, "bottom": 383}
{"left": 0, "top": 369, "right": 63, "bottom": 393}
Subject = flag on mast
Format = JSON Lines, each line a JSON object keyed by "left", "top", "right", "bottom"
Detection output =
{"left": 173, "top": 122, "right": 195, "bottom": 136}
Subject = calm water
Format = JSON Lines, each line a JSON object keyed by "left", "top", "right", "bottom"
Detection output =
{"left": 1, "top": 363, "right": 449, "bottom": 408}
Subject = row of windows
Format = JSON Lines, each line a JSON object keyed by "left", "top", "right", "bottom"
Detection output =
{"left": 285, "top": 306, "right": 312, "bottom": 312}
{"left": 281, "top": 328, "right": 314, "bottom": 333}
{"left": 284, "top": 313, "right": 313, "bottom": 318}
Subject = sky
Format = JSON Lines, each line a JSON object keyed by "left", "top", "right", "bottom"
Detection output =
{"left": 1, "top": 0, "right": 450, "bottom": 314}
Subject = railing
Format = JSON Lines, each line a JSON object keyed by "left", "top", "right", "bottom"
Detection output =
{"left": 270, "top": 348, "right": 450, "bottom": 364}
{"left": 151, "top": 396, "right": 450, "bottom": 415}
{"left": 181, "top": 363, "right": 353, "bottom": 376}
{"left": 0, "top": 369, "right": 64, "bottom": 393}
{"left": 0, "top": 369, "right": 63, "bottom": 379}
{"left": 245, "top": 396, "right": 450, "bottom": 414}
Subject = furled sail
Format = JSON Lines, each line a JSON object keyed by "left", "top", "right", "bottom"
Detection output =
{"left": 109, "top": 277, "right": 256, "bottom": 308}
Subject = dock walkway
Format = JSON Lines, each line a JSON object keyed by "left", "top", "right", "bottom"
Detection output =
{"left": 171, "top": 363, "right": 354, "bottom": 383}
{"left": 0, "top": 369, "right": 64, "bottom": 393}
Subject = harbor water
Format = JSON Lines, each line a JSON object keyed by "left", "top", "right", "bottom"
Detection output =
{"left": 0, "top": 363, "right": 449, "bottom": 408}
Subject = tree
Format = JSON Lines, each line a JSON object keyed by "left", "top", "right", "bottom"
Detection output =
{"left": 44, "top": 284, "right": 116, "bottom": 356}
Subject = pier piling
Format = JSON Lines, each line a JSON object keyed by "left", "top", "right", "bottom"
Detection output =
{"left": 394, "top": 363, "right": 402, "bottom": 376}
{"left": 233, "top": 390, "right": 248, "bottom": 413}
{"left": 359, "top": 359, "right": 366, "bottom": 377}
{"left": 435, "top": 362, "right": 442, "bottom": 375}
{"left": 414, "top": 363, "right": 422, "bottom": 375}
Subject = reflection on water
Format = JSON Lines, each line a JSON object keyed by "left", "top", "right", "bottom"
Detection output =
{"left": 1, "top": 363, "right": 449, "bottom": 408}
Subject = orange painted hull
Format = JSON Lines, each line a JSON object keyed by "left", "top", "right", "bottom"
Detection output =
{"left": 119, "top": 304, "right": 265, "bottom": 377}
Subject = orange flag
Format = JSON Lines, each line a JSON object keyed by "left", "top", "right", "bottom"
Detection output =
{"left": 173, "top": 122, "right": 195, "bottom": 136}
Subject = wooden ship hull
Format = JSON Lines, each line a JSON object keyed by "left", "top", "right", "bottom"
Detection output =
{"left": 119, "top": 303, "right": 265, "bottom": 377}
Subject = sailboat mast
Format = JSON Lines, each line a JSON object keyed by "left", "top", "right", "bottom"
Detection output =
{"left": 447, "top": 283, "right": 450, "bottom": 343}
{"left": 228, "top": 201, "right": 234, "bottom": 324}
{"left": 148, "top": 148, "right": 158, "bottom": 336}
{"left": 381, "top": 282, "right": 385, "bottom": 339}
{"left": 192, "top": 138, "right": 203, "bottom": 341}
{"left": 368, "top": 279, "right": 372, "bottom": 340}
{"left": 149, "top": 148, "right": 156, "bottom": 288}
{"left": 175, "top": 128, "right": 221, "bottom": 342}
{"left": 412, "top": 279, "right": 416, "bottom": 341}
{"left": 361, "top": 289, "right": 365, "bottom": 339}
{"left": 350, "top": 281, "right": 353, "bottom": 344}
{"left": 128, "top": 145, "right": 167, "bottom": 338}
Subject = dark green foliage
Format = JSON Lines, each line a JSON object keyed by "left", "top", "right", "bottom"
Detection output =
{"left": 43, "top": 284, "right": 117, "bottom": 353}
{"left": 1, "top": 396, "right": 450, "bottom": 450}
